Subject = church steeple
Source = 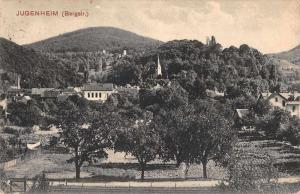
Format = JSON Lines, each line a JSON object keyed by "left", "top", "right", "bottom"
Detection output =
{"left": 157, "top": 54, "right": 162, "bottom": 77}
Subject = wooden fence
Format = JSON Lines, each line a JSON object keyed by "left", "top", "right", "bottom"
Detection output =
{"left": 0, "top": 149, "right": 41, "bottom": 170}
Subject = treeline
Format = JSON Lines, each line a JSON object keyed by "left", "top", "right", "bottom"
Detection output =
{"left": 110, "top": 39, "right": 284, "bottom": 97}
{"left": 0, "top": 38, "right": 83, "bottom": 91}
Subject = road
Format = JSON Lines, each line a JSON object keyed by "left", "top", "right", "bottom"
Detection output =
{"left": 49, "top": 186, "right": 230, "bottom": 194}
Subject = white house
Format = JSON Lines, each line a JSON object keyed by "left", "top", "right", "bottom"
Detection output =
{"left": 261, "top": 91, "right": 300, "bottom": 119}
{"left": 82, "top": 83, "right": 116, "bottom": 101}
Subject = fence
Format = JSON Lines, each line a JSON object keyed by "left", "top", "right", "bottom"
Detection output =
{"left": 0, "top": 149, "right": 41, "bottom": 170}
{"left": 6, "top": 177, "right": 221, "bottom": 193}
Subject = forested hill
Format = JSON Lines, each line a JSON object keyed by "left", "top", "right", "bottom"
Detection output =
{"left": 25, "top": 27, "right": 163, "bottom": 52}
{"left": 0, "top": 38, "right": 81, "bottom": 91}
{"left": 110, "top": 39, "right": 282, "bottom": 97}
{"left": 268, "top": 44, "right": 300, "bottom": 65}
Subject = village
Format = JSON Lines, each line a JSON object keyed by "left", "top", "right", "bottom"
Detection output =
{"left": 0, "top": 0, "right": 300, "bottom": 190}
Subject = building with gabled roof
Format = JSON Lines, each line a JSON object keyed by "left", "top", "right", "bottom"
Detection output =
{"left": 82, "top": 83, "right": 116, "bottom": 101}
{"left": 260, "top": 91, "right": 300, "bottom": 119}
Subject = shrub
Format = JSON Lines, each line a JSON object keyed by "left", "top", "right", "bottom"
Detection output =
{"left": 2, "top": 127, "right": 19, "bottom": 135}
{"left": 226, "top": 146, "right": 279, "bottom": 192}
{"left": 30, "top": 172, "right": 49, "bottom": 192}
{"left": 0, "top": 169, "right": 8, "bottom": 191}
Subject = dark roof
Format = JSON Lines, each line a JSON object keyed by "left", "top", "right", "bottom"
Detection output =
{"left": 57, "top": 94, "right": 70, "bottom": 102}
{"left": 7, "top": 87, "right": 21, "bottom": 93}
{"left": 43, "top": 90, "right": 60, "bottom": 98}
{"left": 82, "top": 83, "right": 114, "bottom": 91}
{"left": 62, "top": 87, "right": 76, "bottom": 93}
{"left": 31, "top": 88, "right": 54, "bottom": 96}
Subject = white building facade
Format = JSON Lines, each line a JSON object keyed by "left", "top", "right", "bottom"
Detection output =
{"left": 82, "top": 83, "right": 116, "bottom": 102}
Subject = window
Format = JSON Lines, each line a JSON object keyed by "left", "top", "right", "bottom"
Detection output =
{"left": 293, "top": 106, "right": 296, "bottom": 112}
{"left": 91, "top": 92, "right": 94, "bottom": 98}
{"left": 282, "top": 101, "right": 286, "bottom": 107}
{"left": 88, "top": 92, "right": 90, "bottom": 98}
{"left": 99, "top": 93, "right": 102, "bottom": 98}
{"left": 275, "top": 97, "right": 278, "bottom": 102}
{"left": 95, "top": 93, "right": 98, "bottom": 98}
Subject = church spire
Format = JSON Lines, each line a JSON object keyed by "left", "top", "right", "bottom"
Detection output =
{"left": 157, "top": 54, "right": 162, "bottom": 77}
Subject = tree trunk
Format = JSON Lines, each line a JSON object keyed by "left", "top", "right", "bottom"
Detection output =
{"left": 75, "top": 164, "right": 81, "bottom": 180}
{"left": 140, "top": 163, "right": 145, "bottom": 181}
{"left": 202, "top": 160, "right": 207, "bottom": 179}
{"left": 175, "top": 157, "right": 182, "bottom": 168}
{"left": 75, "top": 147, "right": 81, "bottom": 180}
{"left": 184, "top": 163, "right": 190, "bottom": 179}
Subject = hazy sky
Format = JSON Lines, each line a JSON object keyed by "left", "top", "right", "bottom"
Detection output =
{"left": 0, "top": 0, "right": 299, "bottom": 53}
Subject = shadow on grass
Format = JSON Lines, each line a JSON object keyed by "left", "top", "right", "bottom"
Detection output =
{"left": 93, "top": 163, "right": 178, "bottom": 171}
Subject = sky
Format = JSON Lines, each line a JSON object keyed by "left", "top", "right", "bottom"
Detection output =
{"left": 0, "top": 0, "right": 299, "bottom": 54}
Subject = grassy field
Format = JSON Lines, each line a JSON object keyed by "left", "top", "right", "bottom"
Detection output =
{"left": 4, "top": 151, "right": 226, "bottom": 181}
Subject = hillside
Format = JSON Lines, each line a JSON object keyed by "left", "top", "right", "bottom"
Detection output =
{"left": 25, "top": 27, "right": 163, "bottom": 52}
{"left": 0, "top": 38, "right": 81, "bottom": 91}
{"left": 269, "top": 44, "right": 300, "bottom": 65}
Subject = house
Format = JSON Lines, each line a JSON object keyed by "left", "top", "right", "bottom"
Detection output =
{"left": 206, "top": 88, "right": 225, "bottom": 98}
{"left": 82, "top": 83, "right": 116, "bottom": 101}
{"left": 260, "top": 91, "right": 300, "bottom": 119}
{"left": 31, "top": 88, "right": 61, "bottom": 99}
{"left": 234, "top": 109, "right": 254, "bottom": 131}
{"left": 116, "top": 84, "right": 140, "bottom": 98}
{"left": 31, "top": 88, "right": 54, "bottom": 98}
{"left": 43, "top": 89, "right": 61, "bottom": 98}
{"left": 7, "top": 87, "right": 23, "bottom": 98}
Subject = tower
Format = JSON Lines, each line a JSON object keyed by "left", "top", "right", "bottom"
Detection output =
{"left": 157, "top": 54, "right": 162, "bottom": 77}
{"left": 206, "top": 36, "right": 210, "bottom": 45}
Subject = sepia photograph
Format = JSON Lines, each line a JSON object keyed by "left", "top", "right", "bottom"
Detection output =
{"left": 0, "top": 0, "right": 300, "bottom": 193}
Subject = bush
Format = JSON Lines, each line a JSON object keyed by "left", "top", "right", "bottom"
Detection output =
{"left": 226, "top": 146, "right": 279, "bottom": 192}
{"left": 0, "top": 169, "right": 8, "bottom": 191}
{"left": 2, "top": 127, "right": 19, "bottom": 135}
{"left": 30, "top": 172, "right": 49, "bottom": 192}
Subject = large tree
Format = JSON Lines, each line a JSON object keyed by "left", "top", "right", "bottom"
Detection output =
{"left": 114, "top": 109, "right": 160, "bottom": 180}
{"left": 54, "top": 96, "right": 112, "bottom": 179}
{"left": 158, "top": 99, "right": 235, "bottom": 178}
{"left": 193, "top": 112, "right": 234, "bottom": 178}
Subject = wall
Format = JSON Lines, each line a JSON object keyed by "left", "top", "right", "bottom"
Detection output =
{"left": 286, "top": 104, "right": 300, "bottom": 119}
{"left": 83, "top": 90, "right": 114, "bottom": 101}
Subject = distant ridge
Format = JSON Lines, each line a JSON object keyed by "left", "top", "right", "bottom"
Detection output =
{"left": 25, "top": 27, "right": 163, "bottom": 52}
{"left": 268, "top": 44, "right": 300, "bottom": 65}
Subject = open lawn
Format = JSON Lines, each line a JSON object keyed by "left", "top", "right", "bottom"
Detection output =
{"left": 4, "top": 151, "right": 226, "bottom": 180}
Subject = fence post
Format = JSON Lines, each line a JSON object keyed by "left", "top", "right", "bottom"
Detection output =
{"left": 24, "top": 178, "right": 27, "bottom": 192}
{"left": 9, "top": 180, "right": 12, "bottom": 193}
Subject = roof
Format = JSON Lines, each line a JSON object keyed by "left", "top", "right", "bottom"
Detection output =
{"left": 267, "top": 92, "right": 288, "bottom": 101}
{"left": 43, "top": 89, "right": 60, "bottom": 98}
{"left": 31, "top": 88, "right": 54, "bottom": 95}
{"left": 287, "top": 101, "right": 300, "bottom": 105}
{"left": 62, "top": 87, "right": 76, "bottom": 93}
{"left": 82, "top": 83, "right": 114, "bottom": 91}
{"left": 7, "top": 86, "right": 21, "bottom": 93}
{"left": 57, "top": 94, "right": 70, "bottom": 102}
{"left": 206, "top": 89, "right": 225, "bottom": 98}
{"left": 236, "top": 109, "right": 250, "bottom": 119}
{"left": 261, "top": 92, "right": 272, "bottom": 98}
